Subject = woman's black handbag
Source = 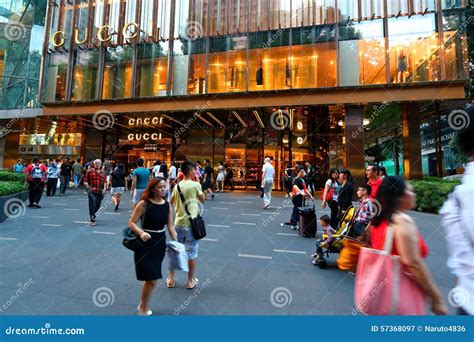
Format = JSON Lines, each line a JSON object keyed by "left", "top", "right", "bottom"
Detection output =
{"left": 122, "top": 227, "right": 144, "bottom": 251}
{"left": 177, "top": 184, "right": 206, "bottom": 240}
{"left": 122, "top": 201, "right": 148, "bottom": 251}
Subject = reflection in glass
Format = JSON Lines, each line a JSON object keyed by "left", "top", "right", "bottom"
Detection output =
{"left": 71, "top": 49, "right": 99, "bottom": 100}
{"left": 339, "top": 20, "right": 386, "bottom": 86}
{"left": 137, "top": 43, "right": 168, "bottom": 97}
{"left": 102, "top": 46, "right": 133, "bottom": 99}
{"left": 388, "top": 15, "right": 439, "bottom": 83}
{"left": 208, "top": 36, "right": 247, "bottom": 93}
{"left": 43, "top": 53, "right": 68, "bottom": 102}
{"left": 443, "top": 11, "right": 469, "bottom": 80}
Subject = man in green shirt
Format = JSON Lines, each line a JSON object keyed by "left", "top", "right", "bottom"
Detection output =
{"left": 168, "top": 160, "right": 205, "bottom": 290}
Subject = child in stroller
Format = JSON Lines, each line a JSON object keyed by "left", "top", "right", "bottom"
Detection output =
{"left": 312, "top": 215, "right": 335, "bottom": 266}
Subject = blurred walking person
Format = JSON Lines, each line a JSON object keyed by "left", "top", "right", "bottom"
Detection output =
{"left": 25, "top": 156, "right": 47, "bottom": 208}
{"left": 440, "top": 121, "right": 474, "bottom": 315}
{"left": 337, "top": 169, "right": 355, "bottom": 216}
{"left": 370, "top": 176, "right": 447, "bottom": 315}
{"left": 129, "top": 178, "right": 177, "bottom": 315}
{"left": 261, "top": 157, "right": 275, "bottom": 209}
{"left": 216, "top": 161, "right": 225, "bottom": 192}
{"left": 110, "top": 163, "right": 127, "bottom": 211}
{"left": 72, "top": 158, "right": 83, "bottom": 189}
{"left": 46, "top": 161, "right": 60, "bottom": 197}
{"left": 202, "top": 160, "right": 215, "bottom": 199}
{"left": 321, "top": 168, "right": 340, "bottom": 229}
{"left": 131, "top": 158, "right": 151, "bottom": 208}
{"left": 168, "top": 161, "right": 205, "bottom": 290}
{"left": 84, "top": 159, "right": 106, "bottom": 226}
{"left": 366, "top": 165, "right": 382, "bottom": 199}
{"left": 59, "top": 158, "right": 72, "bottom": 196}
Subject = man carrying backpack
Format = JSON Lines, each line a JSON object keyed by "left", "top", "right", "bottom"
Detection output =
{"left": 24, "top": 156, "right": 47, "bottom": 208}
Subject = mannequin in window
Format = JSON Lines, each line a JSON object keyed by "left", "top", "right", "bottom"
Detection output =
{"left": 256, "top": 60, "right": 263, "bottom": 86}
{"left": 397, "top": 50, "right": 409, "bottom": 83}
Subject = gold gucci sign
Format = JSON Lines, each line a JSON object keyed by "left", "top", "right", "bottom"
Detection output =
{"left": 51, "top": 22, "right": 149, "bottom": 47}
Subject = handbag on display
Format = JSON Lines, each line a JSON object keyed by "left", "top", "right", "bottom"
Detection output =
{"left": 177, "top": 184, "right": 207, "bottom": 240}
{"left": 354, "top": 225, "right": 425, "bottom": 315}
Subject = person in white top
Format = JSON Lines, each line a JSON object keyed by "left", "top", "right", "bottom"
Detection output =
{"left": 261, "top": 157, "right": 275, "bottom": 209}
{"left": 440, "top": 120, "right": 474, "bottom": 315}
{"left": 152, "top": 160, "right": 161, "bottom": 178}
{"left": 216, "top": 161, "right": 226, "bottom": 192}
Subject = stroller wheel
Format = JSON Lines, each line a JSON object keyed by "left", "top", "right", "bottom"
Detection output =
{"left": 318, "top": 259, "right": 327, "bottom": 269}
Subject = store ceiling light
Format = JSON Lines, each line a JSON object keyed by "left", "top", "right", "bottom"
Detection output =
{"left": 252, "top": 110, "right": 265, "bottom": 128}
{"left": 207, "top": 112, "right": 226, "bottom": 128}
{"left": 232, "top": 111, "right": 248, "bottom": 128}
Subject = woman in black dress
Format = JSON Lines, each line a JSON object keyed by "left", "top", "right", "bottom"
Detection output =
{"left": 128, "top": 177, "right": 177, "bottom": 316}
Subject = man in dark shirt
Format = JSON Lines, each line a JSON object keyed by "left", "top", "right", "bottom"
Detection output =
{"left": 59, "top": 158, "right": 72, "bottom": 196}
{"left": 202, "top": 160, "right": 215, "bottom": 199}
{"left": 285, "top": 166, "right": 312, "bottom": 230}
{"left": 84, "top": 159, "right": 106, "bottom": 226}
{"left": 338, "top": 168, "right": 355, "bottom": 212}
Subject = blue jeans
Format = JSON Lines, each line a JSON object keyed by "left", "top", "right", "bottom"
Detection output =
{"left": 73, "top": 174, "right": 82, "bottom": 188}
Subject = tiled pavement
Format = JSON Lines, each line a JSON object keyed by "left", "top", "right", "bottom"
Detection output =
{"left": 0, "top": 189, "right": 456, "bottom": 315}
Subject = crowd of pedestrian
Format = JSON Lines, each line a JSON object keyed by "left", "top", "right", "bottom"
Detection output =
{"left": 13, "top": 138, "right": 473, "bottom": 316}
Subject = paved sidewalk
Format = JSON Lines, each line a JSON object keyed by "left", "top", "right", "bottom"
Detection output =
{"left": 0, "top": 189, "right": 456, "bottom": 315}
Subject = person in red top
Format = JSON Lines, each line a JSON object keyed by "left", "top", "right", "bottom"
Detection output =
{"left": 24, "top": 156, "right": 47, "bottom": 208}
{"left": 369, "top": 176, "right": 447, "bottom": 315}
{"left": 84, "top": 159, "right": 107, "bottom": 226}
{"left": 365, "top": 165, "right": 382, "bottom": 199}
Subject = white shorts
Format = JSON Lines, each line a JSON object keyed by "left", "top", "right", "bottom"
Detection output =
{"left": 111, "top": 187, "right": 124, "bottom": 195}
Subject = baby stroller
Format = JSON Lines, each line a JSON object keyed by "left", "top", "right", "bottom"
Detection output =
{"left": 314, "top": 205, "right": 357, "bottom": 269}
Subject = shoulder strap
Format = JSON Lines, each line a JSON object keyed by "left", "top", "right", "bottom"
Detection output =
{"left": 177, "top": 184, "right": 193, "bottom": 218}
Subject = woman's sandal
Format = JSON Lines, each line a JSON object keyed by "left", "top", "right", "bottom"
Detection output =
{"left": 166, "top": 278, "right": 175, "bottom": 288}
{"left": 186, "top": 278, "right": 199, "bottom": 290}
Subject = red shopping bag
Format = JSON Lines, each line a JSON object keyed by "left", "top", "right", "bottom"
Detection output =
{"left": 354, "top": 226, "right": 426, "bottom": 315}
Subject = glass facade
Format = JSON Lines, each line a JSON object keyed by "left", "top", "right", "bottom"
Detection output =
{"left": 40, "top": 0, "right": 470, "bottom": 104}
{"left": 0, "top": 0, "right": 46, "bottom": 110}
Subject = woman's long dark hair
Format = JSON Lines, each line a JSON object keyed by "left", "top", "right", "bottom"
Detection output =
{"left": 328, "top": 168, "right": 339, "bottom": 183}
{"left": 339, "top": 168, "right": 353, "bottom": 183}
{"left": 141, "top": 177, "right": 166, "bottom": 201}
{"left": 371, "top": 176, "right": 406, "bottom": 227}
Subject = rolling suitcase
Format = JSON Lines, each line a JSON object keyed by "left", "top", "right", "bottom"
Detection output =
{"left": 298, "top": 206, "right": 317, "bottom": 238}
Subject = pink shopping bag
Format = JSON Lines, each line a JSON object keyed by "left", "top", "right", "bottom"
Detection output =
{"left": 354, "top": 226, "right": 426, "bottom": 315}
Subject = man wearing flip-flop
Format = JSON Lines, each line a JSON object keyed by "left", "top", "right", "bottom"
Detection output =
{"left": 168, "top": 161, "right": 206, "bottom": 290}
